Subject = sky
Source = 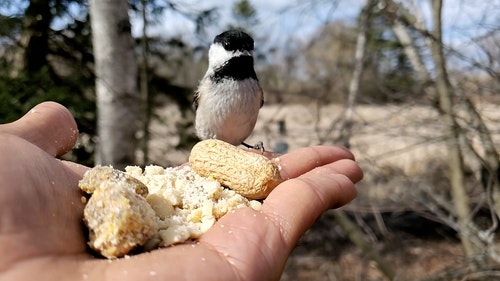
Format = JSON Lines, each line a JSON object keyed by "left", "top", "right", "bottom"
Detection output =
{"left": 126, "top": 0, "right": 500, "bottom": 70}
{"left": 2, "top": 0, "right": 497, "bottom": 48}
{"left": 132, "top": 0, "right": 498, "bottom": 45}
{"left": 2, "top": 0, "right": 498, "bottom": 43}
{"left": 131, "top": 0, "right": 364, "bottom": 46}
{"left": 2, "top": 0, "right": 498, "bottom": 69}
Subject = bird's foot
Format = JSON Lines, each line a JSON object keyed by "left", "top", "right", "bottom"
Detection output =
{"left": 242, "top": 141, "right": 265, "bottom": 154}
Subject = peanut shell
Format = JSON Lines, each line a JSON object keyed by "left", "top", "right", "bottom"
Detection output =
{"left": 189, "top": 139, "right": 283, "bottom": 199}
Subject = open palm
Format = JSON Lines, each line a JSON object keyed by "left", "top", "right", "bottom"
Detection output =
{"left": 0, "top": 102, "right": 362, "bottom": 281}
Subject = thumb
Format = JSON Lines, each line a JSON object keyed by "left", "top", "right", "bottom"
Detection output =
{"left": 0, "top": 102, "right": 79, "bottom": 157}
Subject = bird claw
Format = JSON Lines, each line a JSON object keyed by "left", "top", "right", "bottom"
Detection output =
{"left": 253, "top": 141, "right": 265, "bottom": 154}
{"left": 242, "top": 141, "right": 265, "bottom": 154}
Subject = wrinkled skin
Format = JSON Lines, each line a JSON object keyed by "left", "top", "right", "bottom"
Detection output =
{"left": 0, "top": 102, "right": 363, "bottom": 281}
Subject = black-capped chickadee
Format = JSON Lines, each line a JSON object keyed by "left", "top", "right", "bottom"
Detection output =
{"left": 193, "top": 30, "right": 264, "bottom": 150}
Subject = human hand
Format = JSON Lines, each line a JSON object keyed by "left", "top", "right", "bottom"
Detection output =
{"left": 0, "top": 102, "right": 362, "bottom": 281}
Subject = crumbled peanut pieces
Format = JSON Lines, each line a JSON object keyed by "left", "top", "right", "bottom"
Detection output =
{"left": 79, "top": 163, "right": 263, "bottom": 258}
{"left": 125, "top": 165, "right": 261, "bottom": 247}
{"left": 80, "top": 167, "right": 156, "bottom": 259}
{"left": 79, "top": 165, "right": 148, "bottom": 196}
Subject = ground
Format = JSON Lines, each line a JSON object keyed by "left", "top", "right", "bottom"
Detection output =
{"left": 281, "top": 211, "right": 468, "bottom": 281}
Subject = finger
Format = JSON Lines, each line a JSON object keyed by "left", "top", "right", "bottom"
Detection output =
{"left": 198, "top": 160, "right": 360, "bottom": 280}
{"left": 308, "top": 158, "right": 364, "bottom": 184}
{"left": 274, "top": 146, "right": 355, "bottom": 180}
{"left": 263, "top": 163, "right": 359, "bottom": 246}
{"left": 62, "top": 160, "right": 90, "bottom": 179}
{"left": 0, "top": 102, "right": 78, "bottom": 157}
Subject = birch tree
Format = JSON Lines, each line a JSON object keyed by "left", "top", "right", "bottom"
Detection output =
{"left": 332, "top": 2, "right": 397, "bottom": 280}
{"left": 340, "top": 0, "right": 376, "bottom": 148}
{"left": 89, "top": 0, "right": 140, "bottom": 169}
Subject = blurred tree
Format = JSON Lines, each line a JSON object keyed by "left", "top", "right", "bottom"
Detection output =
{"left": 228, "top": 0, "right": 258, "bottom": 34}
{"left": 139, "top": 0, "right": 151, "bottom": 165}
{"left": 430, "top": 0, "right": 477, "bottom": 259}
{"left": 129, "top": 0, "right": 219, "bottom": 165}
{"left": 299, "top": 17, "right": 418, "bottom": 106}
{"left": 129, "top": 1, "right": 219, "bottom": 165}
{"left": 9, "top": 0, "right": 87, "bottom": 77}
{"left": 89, "top": 0, "right": 139, "bottom": 169}
{"left": 0, "top": 0, "right": 96, "bottom": 165}
{"left": 10, "top": 0, "right": 52, "bottom": 76}
{"left": 381, "top": 0, "right": 500, "bottom": 265}
{"left": 300, "top": 22, "right": 356, "bottom": 104}
{"left": 341, "top": 0, "right": 378, "bottom": 147}
{"left": 0, "top": 0, "right": 219, "bottom": 166}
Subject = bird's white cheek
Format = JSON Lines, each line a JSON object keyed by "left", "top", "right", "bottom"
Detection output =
{"left": 207, "top": 44, "right": 253, "bottom": 70}
{"left": 208, "top": 44, "right": 232, "bottom": 70}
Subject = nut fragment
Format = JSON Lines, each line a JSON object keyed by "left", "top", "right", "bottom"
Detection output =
{"left": 80, "top": 166, "right": 156, "bottom": 258}
{"left": 189, "top": 139, "right": 283, "bottom": 199}
{"left": 80, "top": 165, "right": 148, "bottom": 196}
{"left": 80, "top": 164, "right": 263, "bottom": 258}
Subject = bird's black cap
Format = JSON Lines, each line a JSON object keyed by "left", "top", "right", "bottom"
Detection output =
{"left": 214, "top": 30, "right": 254, "bottom": 52}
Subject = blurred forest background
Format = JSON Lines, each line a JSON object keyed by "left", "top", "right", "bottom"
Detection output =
{"left": 1, "top": 0, "right": 499, "bottom": 280}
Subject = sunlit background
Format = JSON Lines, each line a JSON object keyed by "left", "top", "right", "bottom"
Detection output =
{"left": 1, "top": 0, "right": 500, "bottom": 280}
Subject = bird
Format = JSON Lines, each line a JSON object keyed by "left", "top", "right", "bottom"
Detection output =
{"left": 193, "top": 30, "right": 264, "bottom": 150}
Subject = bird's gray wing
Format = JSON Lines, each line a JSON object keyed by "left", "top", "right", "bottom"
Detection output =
{"left": 193, "top": 90, "right": 200, "bottom": 110}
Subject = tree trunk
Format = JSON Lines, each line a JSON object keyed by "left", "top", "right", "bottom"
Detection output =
{"left": 430, "top": 0, "right": 478, "bottom": 259}
{"left": 89, "top": 0, "right": 140, "bottom": 169}
{"left": 336, "top": 2, "right": 397, "bottom": 280}
{"left": 340, "top": 0, "right": 376, "bottom": 148}
{"left": 390, "top": 18, "right": 430, "bottom": 83}
{"left": 385, "top": 0, "right": 499, "bottom": 209}
{"left": 140, "top": 0, "right": 151, "bottom": 166}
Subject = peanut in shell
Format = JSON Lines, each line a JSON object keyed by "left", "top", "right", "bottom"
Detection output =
{"left": 189, "top": 139, "right": 283, "bottom": 199}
